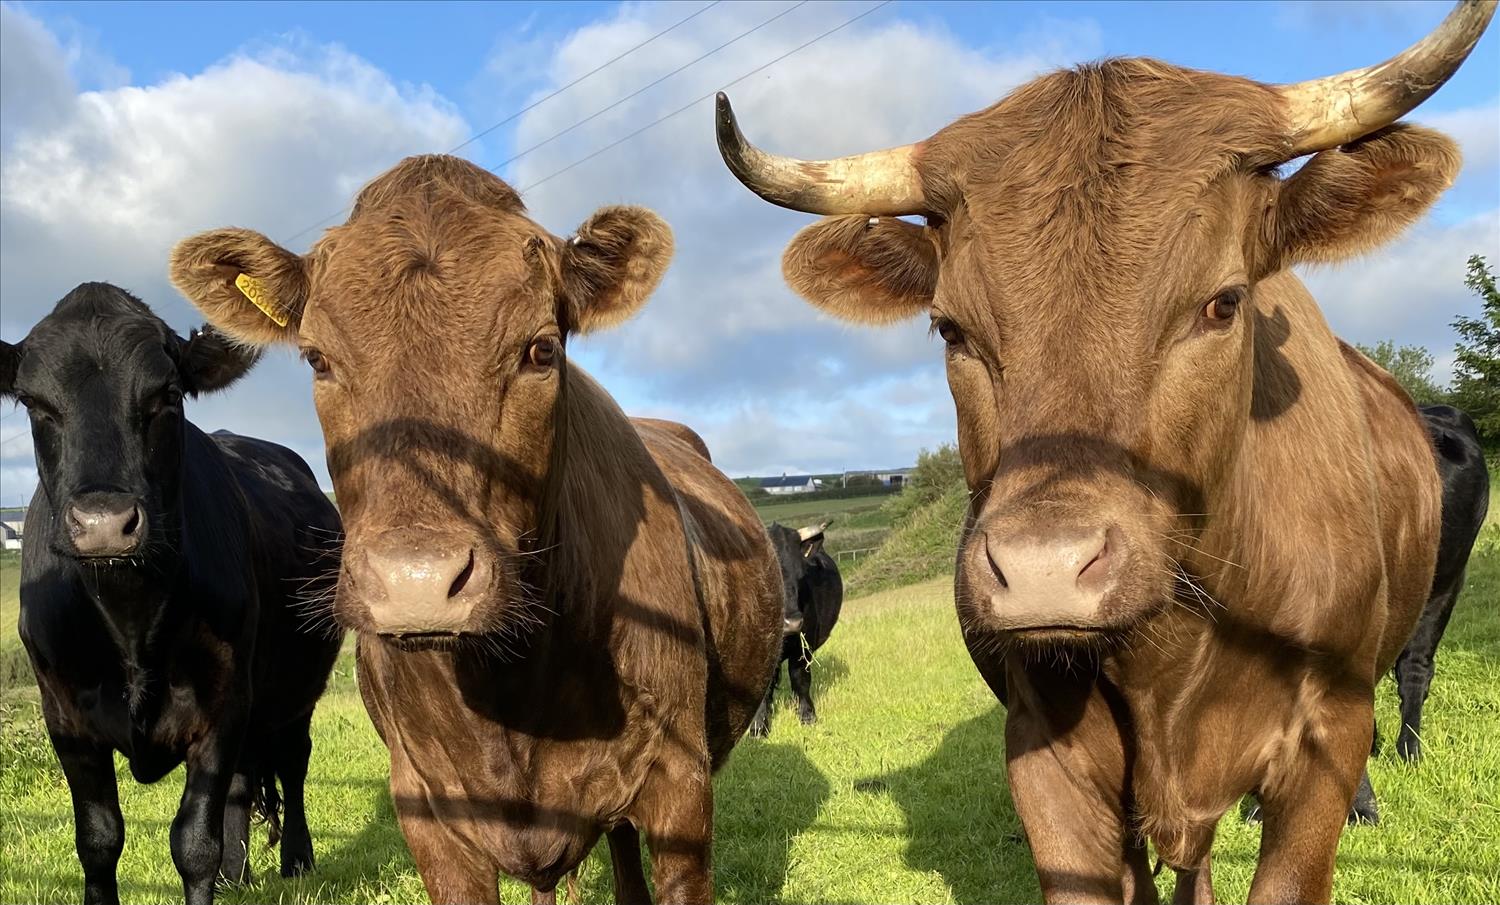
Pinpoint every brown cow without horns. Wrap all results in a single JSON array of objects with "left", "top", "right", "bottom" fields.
[
  {"left": 718, "top": 2, "right": 1493, "bottom": 903},
  {"left": 170, "top": 157, "right": 782, "bottom": 904}
]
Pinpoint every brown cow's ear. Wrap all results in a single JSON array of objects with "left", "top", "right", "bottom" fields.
[
  {"left": 561, "top": 206, "right": 673, "bottom": 335},
  {"left": 1259, "top": 124, "right": 1460, "bottom": 277},
  {"left": 169, "top": 228, "right": 309, "bottom": 345},
  {"left": 783, "top": 215, "right": 937, "bottom": 324}
]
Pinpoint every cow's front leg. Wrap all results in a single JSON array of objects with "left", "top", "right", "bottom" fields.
[
  {"left": 789, "top": 649, "right": 817, "bottom": 725},
  {"left": 637, "top": 746, "right": 714, "bottom": 904},
  {"left": 1248, "top": 696, "right": 1371, "bottom": 904},
  {"left": 52, "top": 733, "right": 125, "bottom": 905},
  {"left": 390, "top": 757, "right": 499, "bottom": 905},
  {"left": 173, "top": 727, "right": 242, "bottom": 905},
  {"left": 1004, "top": 667, "right": 1157, "bottom": 905},
  {"left": 218, "top": 767, "right": 255, "bottom": 884}
]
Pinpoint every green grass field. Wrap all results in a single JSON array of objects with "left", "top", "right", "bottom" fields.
[{"left": 1, "top": 500, "right": 1497, "bottom": 903}]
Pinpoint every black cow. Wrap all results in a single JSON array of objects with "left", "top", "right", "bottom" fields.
[
  {"left": 0, "top": 283, "right": 343, "bottom": 905},
  {"left": 751, "top": 521, "right": 843, "bottom": 736},
  {"left": 1395, "top": 404, "right": 1491, "bottom": 759}
]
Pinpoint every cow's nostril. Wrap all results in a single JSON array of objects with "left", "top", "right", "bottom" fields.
[
  {"left": 447, "top": 549, "right": 476, "bottom": 599},
  {"left": 1075, "top": 530, "right": 1115, "bottom": 591},
  {"left": 986, "top": 541, "right": 1009, "bottom": 590},
  {"left": 121, "top": 506, "right": 141, "bottom": 537}
]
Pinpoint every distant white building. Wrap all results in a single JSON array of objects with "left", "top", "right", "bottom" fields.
[
  {"left": 0, "top": 507, "right": 24, "bottom": 550},
  {"left": 843, "top": 467, "right": 915, "bottom": 488},
  {"left": 760, "top": 475, "right": 819, "bottom": 496}
]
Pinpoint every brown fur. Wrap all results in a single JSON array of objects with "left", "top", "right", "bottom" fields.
[
  {"left": 171, "top": 155, "right": 781, "bottom": 904},
  {"left": 773, "top": 59, "right": 1451, "bottom": 903}
]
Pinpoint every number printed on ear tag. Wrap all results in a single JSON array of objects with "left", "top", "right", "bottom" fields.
[{"left": 235, "top": 273, "right": 288, "bottom": 327}]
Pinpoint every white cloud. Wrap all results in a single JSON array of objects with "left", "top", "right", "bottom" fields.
[
  {"left": 0, "top": 15, "right": 468, "bottom": 505},
  {"left": 0, "top": 3, "right": 76, "bottom": 147},
  {"left": 1299, "top": 209, "right": 1500, "bottom": 383}
]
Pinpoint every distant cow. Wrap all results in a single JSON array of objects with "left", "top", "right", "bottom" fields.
[
  {"left": 0, "top": 284, "right": 343, "bottom": 905},
  {"left": 1397, "top": 404, "right": 1491, "bottom": 759},
  {"left": 171, "top": 155, "right": 782, "bottom": 904},
  {"left": 752, "top": 522, "right": 844, "bottom": 736},
  {"left": 717, "top": 2, "right": 1491, "bottom": 900}
]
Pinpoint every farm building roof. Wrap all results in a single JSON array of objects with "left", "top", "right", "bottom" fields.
[{"left": 760, "top": 475, "right": 817, "bottom": 488}]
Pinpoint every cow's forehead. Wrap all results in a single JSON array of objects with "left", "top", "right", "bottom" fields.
[
  {"left": 920, "top": 58, "right": 1286, "bottom": 220},
  {"left": 305, "top": 205, "right": 546, "bottom": 349},
  {"left": 23, "top": 311, "right": 175, "bottom": 385}
]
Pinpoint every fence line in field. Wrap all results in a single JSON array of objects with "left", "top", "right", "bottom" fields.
[{"left": 834, "top": 547, "right": 877, "bottom": 565}]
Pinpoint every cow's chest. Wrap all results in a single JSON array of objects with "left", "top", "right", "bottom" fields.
[
  {"left": 375, "top": 677, "right": 666, "bottom": 887},
  {"left": 49, "top": 654, "right": 228, "bottom": 780}
]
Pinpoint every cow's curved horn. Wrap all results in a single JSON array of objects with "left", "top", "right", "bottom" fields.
[
  {"left": 797, "top": 522, "right": 828, "bottom": 542},
  {"left": 716, "top": 92, "right": 926, "bottom": 216},
  {"left": 1277, "top": 0, "right": 1495, "bottom": 158}
]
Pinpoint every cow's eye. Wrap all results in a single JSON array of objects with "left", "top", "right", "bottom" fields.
[
  {"left": 526, "top": 337, "right": 559, "bottom": 370},
  {"left": 932, "top": 317, "right": 965, "bottom": 347},
  {"left": 15, "top": 394, "right": 54, "bottom": 421},
  {"left": 302, "top": 348, "right": 332, "bottom": 378},
  {"left": 1203, "top": 288, "right": 1245, "bottom": 324},
  {"left": 163, "top": 388, "right": 183, "bottom": 407}
]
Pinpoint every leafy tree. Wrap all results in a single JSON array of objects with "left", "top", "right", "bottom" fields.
[
  {"left": 1449, "top": 255, "right": 1499, "bottom": 448},
  {"left": 1355, "top": 339, "right": 1447, "bottom": 405},
  {"left": 908, "top": 443, "right": 965, "bottom": 503}
]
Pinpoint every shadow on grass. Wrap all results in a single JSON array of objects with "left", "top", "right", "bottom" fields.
[
  {"left": 861, "top": 706, "right": 1038, "bottom": 905},
  {"left": 714, "top": 739, "right": 831, "bottom": 904}
]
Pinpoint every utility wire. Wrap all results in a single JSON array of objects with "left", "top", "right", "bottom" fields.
[
  {"left": 481, "top": 0, "right": 807, "bottom": 182},
  {"left": 521, "top": 0, "right": 893, "bottom": 194},
  {"left": 281, "top": 0, "right": 725, "bottom": 245}
]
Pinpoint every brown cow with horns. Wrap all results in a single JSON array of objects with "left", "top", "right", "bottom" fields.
[
  {"left": 718, "top": 2, "right": 1494, "bottom": 903},
  {"left": 170, "top": 158, "right": 783, "bottom": 904}
]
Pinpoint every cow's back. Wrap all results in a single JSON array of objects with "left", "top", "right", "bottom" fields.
[{"left": 635, "top": 420, "right": 782, "bottom": 768}]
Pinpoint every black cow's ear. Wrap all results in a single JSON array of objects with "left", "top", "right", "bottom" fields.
[
  {"left": 0, "top": 340, "right": 18, "bottom": 399},
  {"left": 179, "top": 326, "right": 261, "bottom": 396}
]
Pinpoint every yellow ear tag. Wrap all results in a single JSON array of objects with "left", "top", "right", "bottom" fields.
[{"left": 234, "top": 273, "right": 288, "bottom": 327}]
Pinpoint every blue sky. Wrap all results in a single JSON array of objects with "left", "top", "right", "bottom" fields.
[{"left": 2, "top": 0, "right": 1497, "bottom": 504}]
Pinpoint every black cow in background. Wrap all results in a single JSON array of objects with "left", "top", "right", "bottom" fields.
[
  {"left": 751, "top": 521, "right": 843, "bottom": 736},
  {"left": 1, "top": 283, "right": 343, "bottom": 905},
  {"left": 1394, "top": 404, "right": 1491, "bottom": 760}
]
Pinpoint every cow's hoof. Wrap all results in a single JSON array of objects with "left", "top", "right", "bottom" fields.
[
  {"left": 1396, "top": 734, "right": 1422, "bottom": 763},
  {"left": 281, "top": 851, "right": 315, "bottom": 878},
  {"left": 798, "top": 710, "right": 818, "bottom": 726},
  {"left": 1347, "top": 801, "right": 1380, "bottom": 826}
]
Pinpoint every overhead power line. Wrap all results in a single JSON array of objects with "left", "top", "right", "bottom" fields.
[
  {"left": 520, "top": 0, "right": 893, "bottom": 194},
  {"left": 281, "top": 0, "right": 725, "bottom": 245},
  {"left": 481, "top": 0, "right": 808, "bottom": 181}
]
